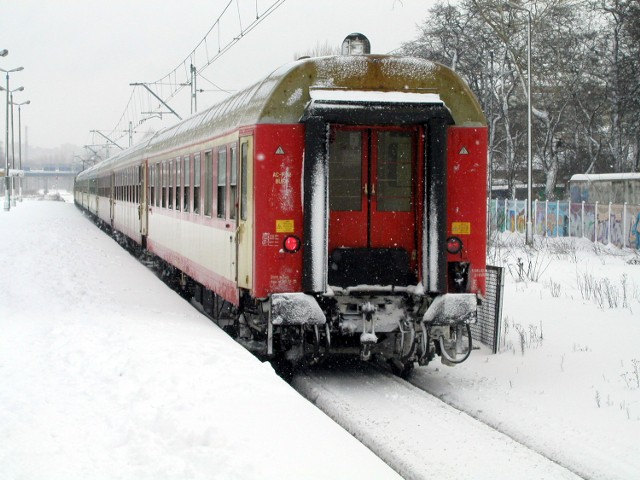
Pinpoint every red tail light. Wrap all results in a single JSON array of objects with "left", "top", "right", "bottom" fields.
[
  {"left": 446, "top": 236, "right": 463, "bottom": 254},
  {"left": 283, "top": 235, "right": 301, "bottom": 253}
]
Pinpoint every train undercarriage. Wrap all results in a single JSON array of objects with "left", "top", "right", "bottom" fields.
[
  {"left": 80, "top": 207, "right": 478, "bottom": 378},
  {"left": 194, "top": 280, "right": 478, "bottom": 378}
]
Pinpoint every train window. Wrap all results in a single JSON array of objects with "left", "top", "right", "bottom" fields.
[
  {"left": 162, "top": 161, "right": 167, "bottom": 208},
  {"left": 176, "top": 158, "right": 182, "bottom": 212},
  {"left": 230, "top": 145, "right": 237, "bottom": 220},
  {"left": 204, "top": 150, "right": 213, "bottom": 217},
  {"left": 329, "top": 130, "right": 362, "bottom": 211},
  {"left": 184, "top": 156, "right": 191, "bottom": 212},
  {"left": 168, "top": 160, "right": 174, "bottom": 209},
  {"left": 376, "top": 131, "right": 413, "bottom": 212},
  {"left": 240, "top": 142, "right": 248, "bottom": 221},
  {"left": 217, "top": 147, "right": 227, "bottom": 219},
  {"left": 194, "top": 153, "right": 201, "bottom": 214}
]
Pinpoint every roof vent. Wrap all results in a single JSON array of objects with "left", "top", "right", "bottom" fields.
[{"left": 341, "top": 33, "right": 371, "bottom": 55}]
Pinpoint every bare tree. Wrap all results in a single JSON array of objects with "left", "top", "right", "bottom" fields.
[
  {"left": 293, "top": 41, "right": 340, "bottom": 60},
  {"left": 401, "top": 0, "right": 640, "bottom": 199}
]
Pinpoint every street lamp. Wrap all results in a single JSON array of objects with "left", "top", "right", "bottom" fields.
[
  {"left": 506, "top": 2, "right": 533, "bottom": 245},
  {"left": 1, "top": 66, "right": 24, "bottom": 212},
  {"left": 13, "top": 99, "right": 30, "bottom": 202},
  {"left": 1, "top": 84, "right": 25, "bottom": 207},
  {"left": 9, "top": 88, "right": 25, "bottom": 206}
]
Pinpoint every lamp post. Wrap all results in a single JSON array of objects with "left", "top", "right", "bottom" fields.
[
  {"left": 2, "top": 85, "right": 25, "bottom": 207},
  {"left": 506, "top": 2, "right": 533, "bottom": 245},
  {"left": 13, "top": 100, "right": 30, "bottom": 202},
  {"left": 1, "top": 66, "right": 24, "bottom": 212}
]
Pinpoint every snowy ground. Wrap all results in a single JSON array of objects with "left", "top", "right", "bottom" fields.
[
  {"left": 1, "top": 196, "right": 639, "bottom": 480},
  {"left": 0, "top": 198, "right": 400, "bottom": 480},
  {"left": 411, "top": 233, "right": 640, "bottom": 480},
  {"left": 293, "top": 366, "right": 583, "bottom": 480}
]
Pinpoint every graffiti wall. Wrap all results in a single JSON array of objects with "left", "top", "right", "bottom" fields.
[{"left": 490, "top": 199, "right": 640, "bottom": 250}]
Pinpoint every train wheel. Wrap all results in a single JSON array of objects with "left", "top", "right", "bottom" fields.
[
  {"left": 270, "top": 353, "right": 299, "bottom": 383},
  {"left": 389, "top": 358, "right": 415, "bottom": 379}
]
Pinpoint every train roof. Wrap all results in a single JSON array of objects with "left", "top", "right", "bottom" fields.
[{"left": 78, "top": 55, "right": 485, "bottom": 180}]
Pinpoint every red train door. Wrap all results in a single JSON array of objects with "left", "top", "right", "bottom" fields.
[{"left": 328, "top": 126, "right": 418, "bottom": 286}]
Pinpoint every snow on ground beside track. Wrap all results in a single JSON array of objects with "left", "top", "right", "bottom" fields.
[
  {"left": 0, "top": 199, "right": 401, "bottom": 480},
  {"left": 412, "top": 233, "right": 640, "bottom": 480}
]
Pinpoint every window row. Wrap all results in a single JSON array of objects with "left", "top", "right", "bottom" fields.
[
  {"left": 77, "top": 138, "right": 250, "bottom": 223},
  {"left": 149, "top": 143, "right": 238, "bottom": 220},
  {"left": 112, "top": 166, "right": 142, "bottom": 204}
]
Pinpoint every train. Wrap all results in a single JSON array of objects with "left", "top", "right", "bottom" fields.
[{"left": 75, "top": 37, "right": 488, "bottom": 377}]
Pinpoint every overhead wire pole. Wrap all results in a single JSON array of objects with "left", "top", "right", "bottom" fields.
[
  {"left": 90, "top": 130, "right": 124, "bottom": 150},
  {"left": 506, "top": 2, "right": 533, "bottom": 245},
  {"left": 103, "top": 0, "right": 286, "bottom": 145},
  {"left": 474, "top": 0, "right": 534, "bottom": 245},
  {"left": 190, "top": 63, "right": 197, "bottom": 114},
  {"left": 129, "top": 83, "right": 183, "bottom": 121}
]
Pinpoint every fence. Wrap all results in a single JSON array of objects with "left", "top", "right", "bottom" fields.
[
  {"left": 490, "top": 199, "right": 640, "bottom": 250},
  {"left": 470, "top": 265, "right": 504, "bottom": 354}
]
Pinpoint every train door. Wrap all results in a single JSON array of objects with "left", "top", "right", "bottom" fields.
[
  {"left": 328, "top": 126, "right": 418, "bottom": 286},
  {"left": 139, "top": 164, "right": 148, "bottom": 237},
  {"left": 236, "top": 135, "right": 254, "bottom": 290},
  {"left": 110, "top": 172, "right": 115, "bottom": 225}
]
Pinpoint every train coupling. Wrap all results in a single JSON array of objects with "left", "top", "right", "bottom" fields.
[{"left": 359, "top": 301, "right": 377, "bottom": 361}]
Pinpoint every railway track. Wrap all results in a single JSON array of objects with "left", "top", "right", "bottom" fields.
[{"left": 291, "top": 362, "right": 583, "bottom": 480}]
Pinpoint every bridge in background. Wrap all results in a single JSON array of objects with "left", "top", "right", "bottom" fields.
[{"left": 0, "top": 168, "right": 78, "bottom": 195}]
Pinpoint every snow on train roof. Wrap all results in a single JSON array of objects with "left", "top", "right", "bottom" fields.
[
  {"left": 79, "top": 55, "right": 484, "bottom": 178},
  {"left": 309, "top": 89, "right": 443, "bottom": 104},
  {"left": 145, "top": 55, "right": 483, "bottom": 151}
]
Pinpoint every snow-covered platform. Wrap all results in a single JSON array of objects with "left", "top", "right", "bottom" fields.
[{"left": 0, "top": 200, "right": 400, "bottom": 479}]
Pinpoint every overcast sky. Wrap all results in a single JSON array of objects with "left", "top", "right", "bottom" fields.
[{"left": 1, "top": 0, "right": 435, "bottom": 154}]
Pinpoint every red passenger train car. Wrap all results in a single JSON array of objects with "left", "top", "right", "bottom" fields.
[{"left": 75, "top": 44, "right": 488, "bottom": 375}]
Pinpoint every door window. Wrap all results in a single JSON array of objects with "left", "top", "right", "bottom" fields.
[
  {"left": 376, "top": 131, "right": 413, "bottom": 212},
  {"left": 329, "top": 130, "right": 362, "bottom": 211}
]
